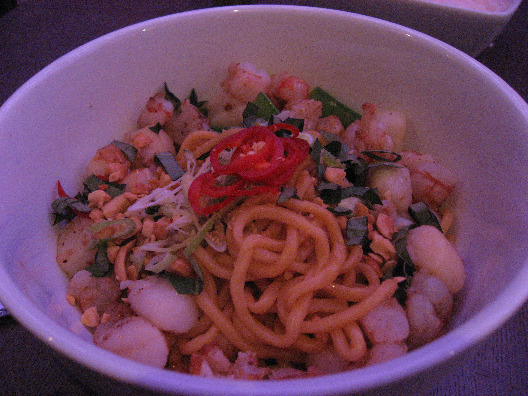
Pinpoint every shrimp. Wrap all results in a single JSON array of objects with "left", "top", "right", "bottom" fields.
[
  {"left": 409, "top": 270, "right": 453, "bottom": 321},
  {"left": 269, "top": 72, "right": 310, "bottom": 105},
  {"left": 400, "top": 150, "right": 458, "bottom": 208},
  {"left": 125, "top": 126, "right": 176, "bottom": 167},
  {"left": 56, "top": 217, "right": 97, "bottom": 278},
  {"left": 343, "top": 103, "right": 406, "bottom": 155},
  {"left": 228, "top": 351, "right": 269, "bottom": 380},
  {"left": 137, "top": 92, "right": 174, "bottom": 129},
  {"left": 358, "top": 298, "right": 409, "bottom": 344},
  {"left": 405, "top": 292, "right": 443, "bottom": 348},
  {"left": 284, "top": 99, "right": 323, "bottom": 131},
  {"left": 94, "top": 315, "right": 169, "bottom": 368},
  {"left": 122, "top": 275, "right": 199, "bottom": 333},
  {"left": 164, "top": 99, "right": 210, "bottom": 144},
  {"left": 85, "top": 143, "right": 131, "bottom": 183},
  {"left": 221, "top": 62, "right": 272, "bottom": 103},
  {"left": 406, "top": 225, "right": 465, "bottom": 293},
  {"left": 122, "top": 167, "right": 157, "bottom": 195},
  {"left": 67, "top": 270, "right": 121, "bottom": 313}
]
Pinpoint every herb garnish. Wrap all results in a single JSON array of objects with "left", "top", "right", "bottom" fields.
[
  {"left": 154, "top": 152, "right": 185, "bottom": 181},
  {"left": 309, "top": 87, "right": 362, "bottom": 128},
  {"left": 408, "top": 202, "right": 442, "bottom": 231},
  {"left": 161, "top": 271, "right": 204, "bottom": 295},
  {"left": 86, "top": 242, "right": 113, "bottom": 277},
  {"left": 112, "top": 140, "right": 138, "bottom": 162}
]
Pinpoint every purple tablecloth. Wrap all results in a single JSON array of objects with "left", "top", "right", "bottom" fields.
[{"left": 1, "top": 1, "right": 527, "bottom": 394}]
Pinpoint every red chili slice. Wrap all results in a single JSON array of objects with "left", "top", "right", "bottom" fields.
[
  {"left": 187, "top": 173, "right": 239, "bottom": 216},
  {"left": 267, "top": 123, "right": 300, "bottom": 137},
  {"left": 211, "top": 126, "right": 277, "bottom": 176}
]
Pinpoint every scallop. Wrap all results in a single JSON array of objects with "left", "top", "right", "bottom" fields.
[
  {"left": 406, "top": 225, "right": 465, "bottom": 293},
  {"left": 123, "top": 275, "right": 199, "bottom": 333}
]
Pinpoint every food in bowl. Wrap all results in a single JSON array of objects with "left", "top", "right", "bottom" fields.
[{"left": 52, "top": 62, "right": 465, "bottom": 379}]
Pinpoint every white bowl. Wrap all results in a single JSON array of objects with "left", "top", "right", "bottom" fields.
[
  {"left": 319, "top": 0, "right": 523, "bottom": 56},
  {"left": 1, "top": 5, "right": 528, "bottom": 395}
]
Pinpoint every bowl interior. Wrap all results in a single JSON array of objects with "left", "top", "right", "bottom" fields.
[{"left": 1, "top": 5, "right": 528, "bottom": 395}]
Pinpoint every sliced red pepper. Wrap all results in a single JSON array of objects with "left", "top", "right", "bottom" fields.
[
  {"left": 57, "top": 180, "right": 69, "bottom": 198},
  {"left": 189, "top": 123, "right": 309, "bottom": 216},
  {"left": 187, "top": 173, "right": 239, "bottom": 216},
  {"left": 267, "top": 123, "right": 300, "bottom": 137}
]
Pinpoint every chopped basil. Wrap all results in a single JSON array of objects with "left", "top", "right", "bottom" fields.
[
  {"left": 112, "top": 140, "right": 138, "bottom": 163},
  {"left": 321, "top": 150, "right": 345, "bottom": 169},
  {"left": 361, "top": 150, "right": 402, "bottom": 163},
  {"left": 346, "top": 216, "right": 369, "bottom": 246},
  {"left": 324, "top": 140, "right": 342, "bottom": 157},
  {"left": 344, "top": 157, "right": 368, "bottom": 186},
  {"left": 89, "top": 218, "right": 137, "bottom": 247},
  {"left": 161, "top": 271, "right": 204, "bottom": 295},
  {"left": 329, "top": 206, "right": 352, "bottom": 216},
  {"left": 242, "top": 92, "right": 279, "bottom": 127},
  {"left": 272, "top": 117, "right": 304, "bottom": 134},
  {"left": 51, "top": 197, "right": 91, "bottom": 224},
  {"left": 82, "top": 175, "right": 125, "bottom": 199},
  {"left": 390, "top": 226, "right": 415, "bottom": 304},
  {"left": 154, "top": 152, "right": 185, "bottom": 181},
  {"left": 408, "top": 202, "right": 442, "bottom": 231},
  {"left": 145, "top": 205, "right": 161, "bottom": 216},
  {"left": 277, "top": 186, "right": 298, "bottom": 203},
  {"left": 188, "top": 88, "right": 208, "bottom": 117},
  {"left": 164, "top": 83, "right": 181, "bottom": 111},
  {"left": 341, "top": 186, "right": 382, "bottom": 208},
  {"left": 309, "top": 87, "right": 362, "bottom": 128},
  {"left": 317, "top": 182, "right": 342, "bottom": 205},
  {"left": 149, "top": 123, "right": 163, "bottom": 134},
  {"left": 311, "top": 139, "right": 323, "bottom": 165},
  {"left": 86, "top": 242, "right": 113, "bottom": 277}
]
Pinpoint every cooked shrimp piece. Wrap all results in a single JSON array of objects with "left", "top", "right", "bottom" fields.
[
  {"left": 317, "top": 115, "right": 345, "bottom": 137},
  {"left": 94, "top": 315, "right": 169, "bottom": 368},
  {"left": 125, "top": 126, "right": 176, "bottom": 167},
  {"left": 206, "top": 90, "right": 248, "bottom": 127},
  {"left": 405, "top": 292, "right": 443, "bottom": 348},
  {"left": 137, "top": 92, "right": 174, "bottom": 128},
  {"left": 400, "top": 150, "right": 458, "bottom": 208},
  {"left": 364, "top": 342, "right": 408, "bottom": 366},
  {"left": 284, "top": 99, "right": 323, "bottom": 131},
  {"left": 56, "top": 217, "right": 97, "bottom": 278},
  {"left": 122, "top": 275, "right": 199, "bottom": 333},
  {"left": 358, "top": 298, "right": 409, "bottom": 344},
  {"left": 343, "top": 103, "right": 395, "bottom": 155},
  {"left": 122, "top": 167, "right": 157, "bottom": 195},
  {"left": 164, "top": 99, "right": 210, "bottom": 144},
  {"left": 221, "top": 62, "right": 272, "bottom": 103},
  {"left": 409, "top": 270, "right": 453, "bottom": 321},
  {"left": 368, "top": 165, "right": 413, "bottom": 215},
  {"left": 85, "top": 143, "right": 131, "bottom": 183},
  {"left": 269, "top": 72, "right": 310, "bottom": 104},
  {"left": 67, "top": 270, "right": 121, "bottom": 313},
  {"left": 406, "top": 225, "right": 465, "bottom": 293}
]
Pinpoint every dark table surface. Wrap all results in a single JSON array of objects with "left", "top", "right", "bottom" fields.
[{"left": 1, "top": 1, "right": 527, "bottom": 395}]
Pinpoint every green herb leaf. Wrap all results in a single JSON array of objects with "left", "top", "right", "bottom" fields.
[
  {"left": 154, "top": 152, "right": 185, "bottom": 181},
  {"left": 86, "top": 242, "right": 113, "bottom": 277},
  {"left": 242, "top": 92, "right": 279, "bottom": 127},
  {"left": 340, "top": 186, "right": 382, "bottom": 208},
  {"left": 408, "top": 202, "right": 442, "bottom": 231},
  {"left": 188, "top": 88, "right": 208, "bottom": 117},
  {"left": 51, "top": 197, "right": 91, "bottom": 224},
  {"left": 277, "top": 186, "right": 298, "bottom": 203},
  {"left": 164, "top": 83, "right": 181, "bottom": 111},
  {"left": 317, "top": 182, "right": 342, "bottom": 205},
  {"left": 112, "top": 140, "right": 138, "bottom": 163},
  {"left": 344, "top": 158, "right": 368, "bottom": 186},
  {"left": 309, "top": 87, "right": 361, "bottom": 128},
  {"left": 346, "top": 216, "right": 369, "bottom": 246},
  {"left": 149, "top": 123, "right": 163, "bottom": 134},
  {"left": 161, "top": 271, "right": 204, "bottom": 295},
  {"left": 82, "top": 175, "right": 125, "bottom": 199},
  {"left": 361, "top": 150, "right": 402, "bottom": 163}
]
